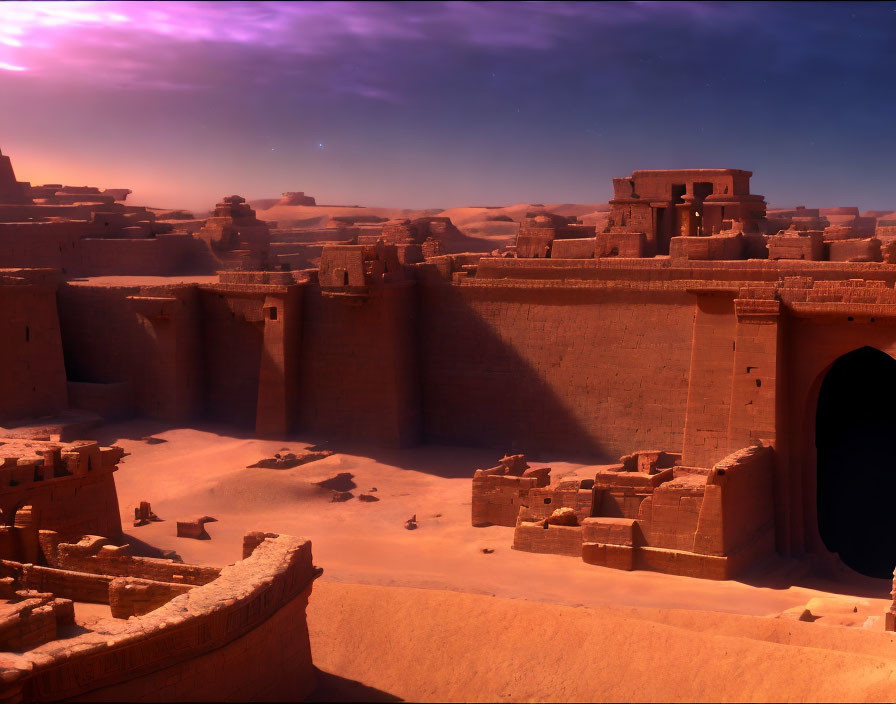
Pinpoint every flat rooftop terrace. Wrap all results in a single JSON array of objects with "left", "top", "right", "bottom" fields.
[
  {"left": 472, "top": 256, "right": 896, "bottom": 285},
  {"left": 66, "top": 275, "right": 220, "bottom": 287}
]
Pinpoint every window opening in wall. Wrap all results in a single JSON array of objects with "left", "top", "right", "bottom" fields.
[{"left": 693, "top": 182, "right": 713, "bottom": 201}]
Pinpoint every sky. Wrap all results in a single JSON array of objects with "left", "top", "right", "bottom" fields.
[{"left": 0, "top": 1, "right": 894, "bottom": 212}]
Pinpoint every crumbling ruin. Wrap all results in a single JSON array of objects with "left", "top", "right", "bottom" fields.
[
  {"left": 4, "top": 144, "right": 896, "bottom": 644},
  {"left": 473, "top": 447, "right": 774, "bottom": 579},
  {"left": 0, "top": 433, "right": 321, "bottom": 700},
  {"left": 0, "top": 530, "right": 321, "bottom": 701}
]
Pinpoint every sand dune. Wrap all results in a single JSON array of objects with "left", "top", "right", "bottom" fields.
[
  {"left": 247, "top": 200, "right": 612, "bottom": 250},
  {"left": 310, "top": 582, "right": 896, "bottom": 702},
  {"left": 94, "top": 421, "right": 896, "bottom": 701},
  {"left": 254, "top": 204, "right": 439, "bottom": 228}
]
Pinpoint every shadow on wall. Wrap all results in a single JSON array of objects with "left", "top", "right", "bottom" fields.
[
  {"left": 57, "top": 272, "right": 694, "bottom": 466},
  {"left": 199, "top": 291, "right": 264, "bottom": 428},
  {"left": 415, "top": 277, "right": 695, "bottom": 462},
  {"left": 416, "top": 280, "right": 609, "bottom": 462}
]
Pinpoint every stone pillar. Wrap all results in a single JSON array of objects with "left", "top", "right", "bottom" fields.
[
  {"left": 681, "top": 291, "right": 737, "bottom": 468},
  {"left": 727, "top": 296, "right": 786, "bottom": 553},
  {"left": 255, "top": 286, "right": 302, "bottom": 437},
  {"left": 727, "top": 298, "right": 781, "bottom": 451}
]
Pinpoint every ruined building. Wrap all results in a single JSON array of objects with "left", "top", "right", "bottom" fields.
[
  {"left": 2, "top": 148, "right": 896, "bottom": 592},
  {"left": 606, "top": 168, "right": 768, "bottom": 255},
  {"left": 0, "top": 362, "right": 320, "bottom": 701},
  {"left": 195, "top": 195, "right": 273, "bottom": 271}
]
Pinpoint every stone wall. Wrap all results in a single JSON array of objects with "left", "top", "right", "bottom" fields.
[
  {"left": 79, "top": 236, "right": 203, "bottom": 276},
  {"left": 197, "top": 289, "right": 264, "bottom": 428},
  {"left": 1, "top": 534, "right": 321, "bottom": 703},
  {"left": 108, "top": 577, "right": 194, "bottom": 619},
  {"left": 420, "top": 282, "right": 695, "bottom": 459},
  {"left": 0, "top": 591, "right": 74, "bottom": 652},
  {"left": 58, "top": 283, "right": 203, "bottom": 422},
  {"left": 497, "top": 445, "right": 775, "bottom": 580},
  {"left": 0, "top": 274, "right": 68, "bottom": 423},
  {"left": 18, "top": 563, "right": 114, "bottom": 603},
  {"left": 0, "top": 442, "right": 124, "bottom": 551},
  {"left": 297, "top": 283, "right": 421, "bottom": 446},
  {"left": 51, "top": 535, "right": 220, "bottom": 585}
]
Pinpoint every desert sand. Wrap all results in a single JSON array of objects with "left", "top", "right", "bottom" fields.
[
  {"left": 248, "top": 201, "right": 611, "bottom": 250},
  {"left": 93, "top": 420, "right": 895, "bottom": 702},
  {"left": 310, "top": 583, "right": 896, "bottom": 703}
]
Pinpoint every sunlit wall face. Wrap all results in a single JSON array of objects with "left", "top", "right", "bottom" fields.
[{"left": 0, "top": 1, "right": 893, "bottom": 212}]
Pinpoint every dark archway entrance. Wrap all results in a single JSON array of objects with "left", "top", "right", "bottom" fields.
[{"left": 816, "top": 346, "right": 896, "bottom": 578}]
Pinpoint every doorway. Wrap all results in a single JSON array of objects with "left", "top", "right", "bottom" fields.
[{"left": 816, "top": 346, "right": 896, "bottom": 578}]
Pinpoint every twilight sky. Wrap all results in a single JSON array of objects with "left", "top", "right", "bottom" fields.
[{"left": 0, "top": 1, "right": 894, "bottom": 212}]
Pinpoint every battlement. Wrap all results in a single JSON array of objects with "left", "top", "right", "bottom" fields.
[{"left": 0, "top": 440, "right": 121, "bottom": 491}]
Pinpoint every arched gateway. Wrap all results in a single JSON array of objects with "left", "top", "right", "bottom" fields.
[{"left": 816, "top": 346, "right": 896, "bottom": 578}]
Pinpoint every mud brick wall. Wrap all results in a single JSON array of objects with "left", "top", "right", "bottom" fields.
[
  {"left": 595, "top": 232, "right": 646, "bottom": 258},
  {"left": 550, "top": 238, "right": 595, "bottom": 259},
  {"left": 36, "top": 470, "right": 123, "bottom": 541},
  {"left": 0, "top": 222, "right": 91, "bottom": 271},
  {"left": 636, "top": 478, "right": 706, "bottom": 552},
  {"left": 297, "top": 283, "right": 420, "bottom": 446},
  {"left": 582, "top": 516, "right": 638, "bottom": 546},
  {"left": 22, "top": 564, "right": 114, "bottom": 604},
  {"left": 198, "top": 290, "right": 263, "bottom": 428},
  {"left": 513, "top": 523, "right": 583, "bottom": 557},
  {"left": 109, "top": 577, "right": 194, "bottom": 618},
  {"left": 526, "top": 484, "right": 593, "bottom": 524},
  {"left": 68, "top": 584, "right": 316, "bottom": 702},
  {"left": 58, "top": 283, "right": 203, "bottom": 422},
  {"left": 827, "top": 238, "right": 882, "bottom": 262},
  {"left": 58, "top": 283, "right": 145, "bottom": 386},
  {"left": 0, "top": 283, "right": 68, "bottom": 423},
  {"left": 66, "top": 381, "right": 134, "bottom": 420},
  {"left": 79, "top": 235, "right": 200, "bottom": 276},
  {"left": 595, "top": 488, "right": 649, "bottom": 518},
  {"left": 471, "top": 474, "right": 538, "bottom": 527},
  {"left": 0, "top": 594, "right": 73, "bottom": 652},
  {"left": 670, "top": 234, "right": 744, "bottom": 261},
  {"left": 693, "top": 445, "right": 775, "bottom": 557},
  {"left": 681, "top": 295, "right": 738, "bottom": 468},
  {"left": 56, "top": 549, "right": 220, "bottom": 586},
  {"left": 766, "top": 233, "right": 824, "bottom": 261},
  {"left": 6, "top": 535, "right": 319, "bottom": 703},
  {"left": 420, "top": 283, "right": 695, "bottom": 459}
]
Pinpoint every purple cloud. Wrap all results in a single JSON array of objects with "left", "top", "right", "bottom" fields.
[{"left": 0, "top": 1, "right": 764, "bottom": 93}]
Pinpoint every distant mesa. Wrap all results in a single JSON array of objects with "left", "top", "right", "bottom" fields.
[
  {"left": 249, "top": 191, "right": 317, "bottom": 210},
  {"left": 279, "top": 191, "right": 316, "bottom": 206}
]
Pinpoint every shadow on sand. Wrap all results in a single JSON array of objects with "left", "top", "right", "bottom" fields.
[
  {"left": 734, "top": 552, "right": 892, "bottom": 599},
  {"left": 308, "top": 668, "right": 403, "bottom": 702}
]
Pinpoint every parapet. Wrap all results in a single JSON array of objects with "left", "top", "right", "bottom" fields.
[
  {"left": 318, "top": 242, "right": 406, "bottom": 300},
  {"left": 0, "top": 439, "right": 122, "bottom": 495},
  {"left": 0, "top": 531, "right": 322, "bottom": 701}
]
